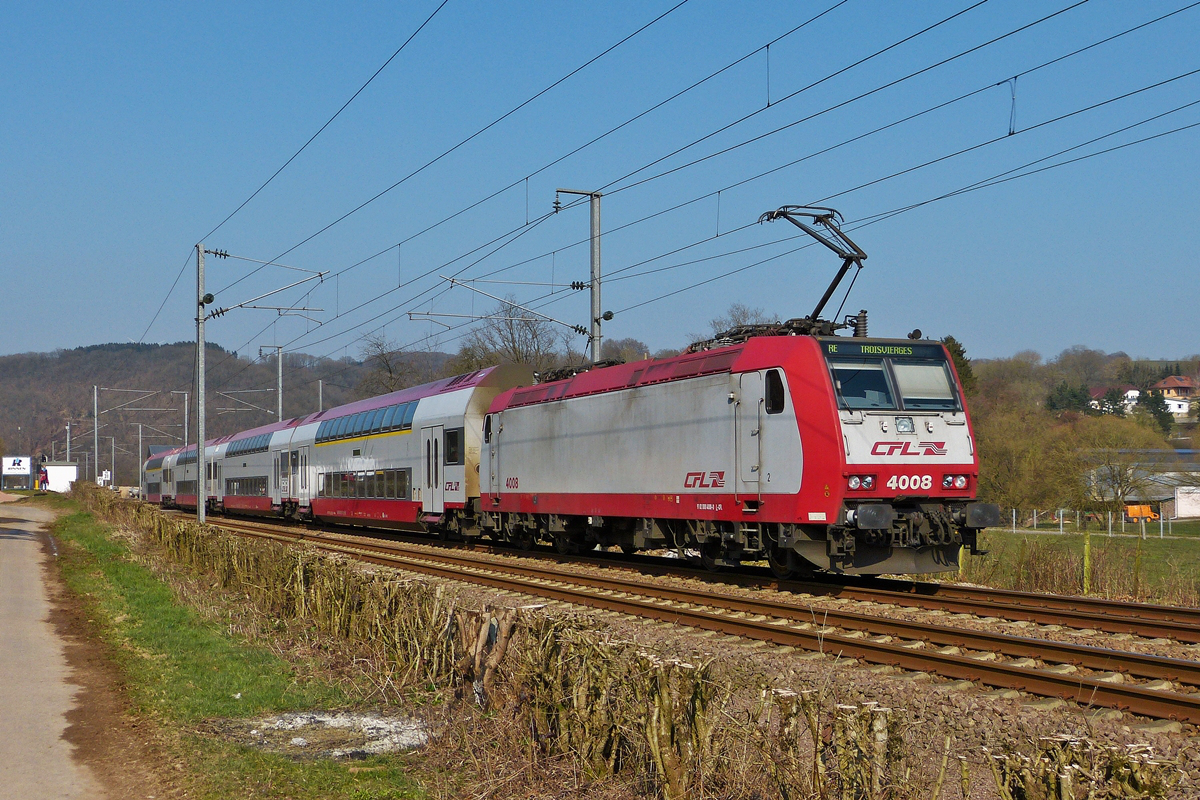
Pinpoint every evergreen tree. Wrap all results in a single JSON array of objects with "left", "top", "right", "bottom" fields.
[
  {"left": 1136, "top": 390, "right": 1174, "bottom": 435},
  {"left": 940, "top": 335, "right": 976, "bottom": 397},
  {"left": 1045, "top": 382, "right": 1090, "bottom": 413},
  {"left": 1100, "top": 387, "right": 1126, "bottom": 417}
]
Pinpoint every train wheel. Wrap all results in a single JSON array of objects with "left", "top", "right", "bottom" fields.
[
  {"left": 619, "top": 544, "right": 638, "bottom": 556},
  {"left": 553, "top": 533, "right": 577, "bottom": 555},
  {"left": 767, "top": 546, "right": 796, "bottom": 580},
  {"left": 700, "top": 541, "right": 723, "bottom": 572},
  {"left": 516, "top": 530, "right": 536, "bottom": 550}
]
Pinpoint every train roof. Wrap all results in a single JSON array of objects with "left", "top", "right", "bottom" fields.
[
  {"left": 304, "top": 364, "right": 526, "bottom": 422},
  {"left": 490, "top": 335, "right": 952, "bottom": 412},
  {"left": 148, "top": 365, "right": 528, "bottom": 461},
  {"left": 496, "top": 343, "right": 748, "bottom": 411}
]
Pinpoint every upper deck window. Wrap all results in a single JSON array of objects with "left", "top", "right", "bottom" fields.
[{"left": 829, "top": 359, "right": 896, "bottom": 410}]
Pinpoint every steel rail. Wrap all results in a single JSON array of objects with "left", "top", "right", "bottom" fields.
[
  {"left": 161, "top": 509, "right": 1200, "bottom": 641},
  {"left": 287, "top": 527, "right": 1200, "bottom": 687},
  {"left": 209, "top": 518, "right": 1200, "bottom": 723}
]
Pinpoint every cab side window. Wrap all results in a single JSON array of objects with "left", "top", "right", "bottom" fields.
[{"left": 765, "top": 369, "right": 786, "bottom": 414}]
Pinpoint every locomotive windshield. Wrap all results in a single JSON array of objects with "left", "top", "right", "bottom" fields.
[
  {"left": 829, "top": 359, "right": 895, "bottom": 409},
  {"left": 891, "top": 360, "right": 958, "bottom": 410},
  {"left": 825, "top": 343, "right": 960, "bottom": 412}
]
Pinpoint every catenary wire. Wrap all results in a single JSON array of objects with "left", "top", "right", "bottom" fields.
[
  {"left": 137, "top": 1, "right": 450, "bottom": 345},
  {"left": 231, "top": 0, "right": 1108, "bottom": 364},
  {"left": 213, "top": 0, "right": 695, "bottom": 297},
  {"left": 208, "top": 4, "right": 1187, "bottom": 397}
]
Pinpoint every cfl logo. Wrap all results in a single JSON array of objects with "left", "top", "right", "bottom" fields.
[
  {"left": 684, "top": 471, "right": 726, "bottom": 489},
  {"left": 870, "top": 441, "right": 948, "bottom": 456}
]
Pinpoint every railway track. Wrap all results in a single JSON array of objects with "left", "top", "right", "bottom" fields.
[
  {"left": 163, "top": 509, "right": 1200, "bottom": 640},
  {"left": 200, "top": 514, "right": 1200, "bottom": 724}
]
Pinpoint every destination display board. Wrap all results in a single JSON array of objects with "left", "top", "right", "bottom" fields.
[{"left": 819, "top": 340, "right": 946, "bottom": 359}]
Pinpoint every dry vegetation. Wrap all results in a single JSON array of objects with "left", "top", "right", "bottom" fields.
[{"left": 72, "top": 486, "right": 1184, "bottom": 799}]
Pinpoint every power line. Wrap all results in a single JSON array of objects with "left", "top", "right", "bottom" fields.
[
  {"left": 199, "top": 0, "right": 451, "bottom": 244},
  {"left": 615, "top": 106, "right": 1200, "bottom": 316},
  {"left": 214, "top": 0, "right": 695, "bottom": 297},
  {"left": 600, "top": 0, "right": 1102, "bottom": 197},
  {"left": 316, "top": 0, "right": 853, "bottom": 285},
  {"left": 136, "top": 0, "right": 450, "bottom": 345},
  {"left": 287, "top": 93, "right": 1200, "bottom": 381},
  {"left": 210, "top": 0, "right": 1186, "bottom": 387},
  {"left": 216, "top": 0, "right": 1093, "bottom": 364}
]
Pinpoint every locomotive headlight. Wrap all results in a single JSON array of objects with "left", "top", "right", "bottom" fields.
[
  {"left": 942, "top": 475, "right": 954, "bottom": 489},
  {"left": 895, "top": 416, "right": 915, "bottom": 434},
  {"left": 954, "top": 475, "right": 968, "bottom": 490},
  {"left": 847, "top": 475, "right": 874, "bottom": 491}
]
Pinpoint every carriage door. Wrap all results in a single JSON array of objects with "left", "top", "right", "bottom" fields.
[
  {"left": 294, "top": 447, "right": 310, "bottom": 505},
  {"left": 485, "top": 414, "right": 499, "bottom": 497},
  {"left": 736, "top": 371, "right": 764, "bottom": 498},
  {"left": 421, "top": 425, "right": 445, "bottom": 514}
]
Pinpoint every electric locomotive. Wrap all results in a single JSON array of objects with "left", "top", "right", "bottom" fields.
[{"left": 475, "top": 207, "right": 999, "bottom": 575}]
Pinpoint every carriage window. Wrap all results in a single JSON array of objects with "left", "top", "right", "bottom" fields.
[
  {"left": 381, "top": 405, "right": 399, "bottom": 431},
  {"left": 401, "top": 402, "right": 417, "bottom": 429},
  {"left": 765, "top": 370, "right": 785, "bottom": 414},
  {"left": 444, "top": 428, "right": 463, "bottom": 466}
]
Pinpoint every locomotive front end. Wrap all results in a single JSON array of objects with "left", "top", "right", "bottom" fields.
[{"left": 820, "top": 337, "right": 999, "bottom": 573}]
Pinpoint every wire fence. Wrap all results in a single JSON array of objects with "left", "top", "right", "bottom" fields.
[{"left": 994, "top": 508, "right": 1200, "bottom": 539}]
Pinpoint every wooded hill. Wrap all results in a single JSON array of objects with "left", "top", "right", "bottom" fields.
[{"left": 0, "top": 341, "right": 449, "bottom": 485}]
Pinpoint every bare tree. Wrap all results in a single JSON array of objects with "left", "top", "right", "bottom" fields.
[
  {"left": 600, "top": 336, "right": 650, "bottom": 364},
  {"left": 1069, "top": 415, "right": 1171, "bottom": 512},
  {"left": 444, "top": 298, "right": 568, "bottom": 374},
  {"left": 356, "top": 333, "right": 418, "bottom": 398},
  {"left": 687, "top": 302, "right": 776, "bottom": 345},
  {"left": 709, "top": 302, "right": 775, "bottom": 335}
]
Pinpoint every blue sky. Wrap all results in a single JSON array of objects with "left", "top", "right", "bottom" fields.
[{"left": 2, "top": 0, "right": 1198, "bottom": 367}]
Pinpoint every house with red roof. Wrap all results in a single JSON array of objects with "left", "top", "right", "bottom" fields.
[{"left": 1151, "top": 375, "right": 1197, "bottom": 400}]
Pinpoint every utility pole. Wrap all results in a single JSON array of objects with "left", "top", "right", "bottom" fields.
[
  {"left": 260, "top": 345, "right": 284, "bottom": 420},
  {"left": 65, "top": 421, "right": 70, "bottom": 462},
  {"left": 93, "top": 386, "right": 99, "bottom": 485},
  {"left": 196, "top": 243, "right": 211, "bottom": 523},
  {"left": 318, "top": 380, "right": 323, "bottom": 413},
  {"left": 111, "top": 437, "right": 116, "bottom": 488},
  {"left": 556, "top": 188, "right": 607, "bottom": 363},
  {"left": 137, "top": 424, "right": 143, "bottom": 494}
]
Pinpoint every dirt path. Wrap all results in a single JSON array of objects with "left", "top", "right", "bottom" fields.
[{"left": 0, "top": 499, "right": 172, "bottom": 799}]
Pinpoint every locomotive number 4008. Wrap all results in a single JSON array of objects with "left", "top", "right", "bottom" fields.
[
  {"left": 505, "top": 477, "right": 520, "bottom": 489},
  {"left": 886, "top": 474, "right": 932, "bottom": 491}
]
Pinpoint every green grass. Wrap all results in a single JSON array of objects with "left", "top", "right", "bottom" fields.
[
  {"left": 51, "top": 507, "right": 425, "bottom": 799},
  {"left": 961, "top": 527, "right": 1200, "bottom": 605}
]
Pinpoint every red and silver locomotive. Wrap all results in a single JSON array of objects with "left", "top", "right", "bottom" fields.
[{"left": 478, "top": 332, "right": 996, "bottom": 575}]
